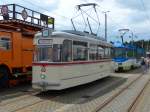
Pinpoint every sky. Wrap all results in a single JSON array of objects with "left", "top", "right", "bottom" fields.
[{"left": 0, "top": 0, "right": 150, "bottom": 42}]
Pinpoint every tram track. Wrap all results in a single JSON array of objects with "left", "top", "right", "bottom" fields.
[
  {"left": 11, "top": 95, "right": 57, "bottom": 112},
  {"left": 0, "top": 70, "right": 145, "bottom": 112},
  {"left": 0, "top": 90, "right": 39, "bottom": 106},
  {"left": 14, "top": 73, "right": 141, "bottom": 112},
  {"left": 127, "top": 79, "right": 150, "bottom": 112},
  {"left": 91, "top": 74, "right": 145, "bottom": 112},
  {"left": 0, "top": 86, "right": 61, "bottom": 112},
  {"left": 0, "top": 92, "right": 59, "bottom": 112},
  {"left": 45, "top": 73, "right": 141, "bottom": 112},
  {"left": 5, "top": 76, "right": 126, "bottom": 112}
]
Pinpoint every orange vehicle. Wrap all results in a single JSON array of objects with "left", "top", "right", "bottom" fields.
[{"left": 0, "top": 4, "right": 54, "bottom": 87}]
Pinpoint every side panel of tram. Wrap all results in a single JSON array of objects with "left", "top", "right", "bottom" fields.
[
  {"left": 33, "top": 61, "right": 111, "bottom": 90},
  {"left": 32, "top": 31, "right": 113, "bottom": 90}
]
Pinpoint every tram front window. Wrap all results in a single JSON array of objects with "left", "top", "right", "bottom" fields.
[
  {"left": 62, "top": 40, "right": 72, "bottom": 62},
  {"left": 34, "top": 47, "right": 53, "bottom": 61},
  {"left": 127, "top": 49, "right": 134, "bottom": 58},
  {"left": 34, "top": 44, "right": 62, "bottom": 62},
  {"left": 73, "top": 41, "right": 87, "bottom": 61},
  {"left": 114, "top": 48, "right": 126, "bottom": 58}
]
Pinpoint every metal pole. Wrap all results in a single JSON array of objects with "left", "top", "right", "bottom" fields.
[
  {"left": 87, "top": 17, "right": 93, "bottom": 34},
  {"left": 105, "top": 12, "right": 107, "bottom": 41},
  {"left": 142, "top": 40, "right": 144, "bottom": 48},
  {"left": 148, "top": 40, "right": 150, "bottom": 52},
  {"left": 103, "top": 11, "right": 110, "bottom": 42},
  {"left": 121, "top": 35, "right": 124, "bottom": 44},
  {"left": 13, "top": 4, "right": 16, "bottom": 19},
  {"left": 131, "top": 32, "right": 134, "bottom": 45},
  {"left": 147, "top": 41, "right": 149, "bottom": 51},
  {"left": 131, "top": 33, "right": 134, "bottom": 57},
  {"left": 71, "top": 19, "right": 76, "bottom": 31}
]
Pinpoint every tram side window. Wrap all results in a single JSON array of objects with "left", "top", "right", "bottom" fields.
[
  {"left": 35, "top": 47, "right": 53, "bottom": 61},
  {"left": 0, "top": 37, "right": 11, "bottom": 50},
  {"left": 62, "top": 40, "right": 72, "bottom": 62},
  {"left": 89, "top": 44, "right": 97, "bottom": 60},
  {"left": 104, "top": 47, "right": 111, "bottom": 58},
  {"left": 35, "top": 45, "right": 61, "bottom": 62},
  {"left": 53, "top": 44, "right": 61, "bottom": 62},
  {"left": 127, "top": 49, "right": 134, "bottom": 58},
  {"left": 73, "top": 41, "right": 88, "bottom": 61},
  {"left": 97, "top": 46, "right": 104, "bottom": 59}
]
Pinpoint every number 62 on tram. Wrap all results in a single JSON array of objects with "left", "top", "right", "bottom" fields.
[{"left": 32, "top": 30, "right": 113, "bottom": 90}]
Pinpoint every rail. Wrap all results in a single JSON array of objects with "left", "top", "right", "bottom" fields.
[
  {"left": 127, "top": 79, "right": 150, "bottom": 112},
  {"left": 92, "top": 75, "right": 143, "bottom": 112}
]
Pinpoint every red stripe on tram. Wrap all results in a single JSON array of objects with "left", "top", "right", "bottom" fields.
[{"left": 32, "top": 59, "right": 112, "bottom": 66}]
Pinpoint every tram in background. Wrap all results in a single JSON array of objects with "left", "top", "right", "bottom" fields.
[
  {"left": 32, "top": 29, "right": 113, "bottom": 90},
  {"left": 112, "top": 42, "right": 145, "bottom": 72}
]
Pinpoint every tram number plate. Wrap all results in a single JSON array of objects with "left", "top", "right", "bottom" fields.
[{"left": 38, "top": 39, "right": 52, "bottom": 45}]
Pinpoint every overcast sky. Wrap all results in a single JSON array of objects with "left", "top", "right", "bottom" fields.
[{"left": 1, "top": 0, "right": 150, "bottom": 42}]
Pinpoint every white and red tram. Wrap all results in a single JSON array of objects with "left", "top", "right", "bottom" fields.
[{"left": 32, "top": 30, "right": 113, "bottom": 90}]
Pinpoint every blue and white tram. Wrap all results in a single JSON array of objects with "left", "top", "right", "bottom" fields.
[
  {"left": 32, "top": 30, "right": 113, "bottom": 90},
  {"left": 112, "top": 42, "right": 145, "bottom": 72}
]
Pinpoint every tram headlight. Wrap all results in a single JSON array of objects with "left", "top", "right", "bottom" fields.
[{"left": 40, "top": 74, "right": 46, "bottom": 79}]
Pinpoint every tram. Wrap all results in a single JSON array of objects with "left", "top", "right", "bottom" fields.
[
  {"left": 112, "top": 42, "right": 145, "bottom": 72},
  {"left": 32, "top": 30, "right": 113, "bottom": 90}
]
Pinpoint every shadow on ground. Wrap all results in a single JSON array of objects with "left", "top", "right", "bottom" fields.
[{"left": 37, "top": 76, "right": 127, "bottom": 105}]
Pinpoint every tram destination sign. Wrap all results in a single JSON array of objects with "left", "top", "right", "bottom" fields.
[
  {"left": 42, "top": 29, "right": 49, "bottom": 37},
  {"left": 38, "top": 39, "right": 52, "bottom": 45}
]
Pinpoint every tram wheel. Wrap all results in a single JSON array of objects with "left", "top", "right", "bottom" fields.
[{"left": 0, "top": 68, "right": 9, "bottom": 88}]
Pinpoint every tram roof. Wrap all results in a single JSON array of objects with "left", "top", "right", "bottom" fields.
[
  {"left": 113, "top": 43, "right": 144, "bottom": 50},
  {"left": 35, "top": 30, "right": 113, "bottom": 47},
  {"left": 51, "top": 30, "right": 113, "bottom": 47}
]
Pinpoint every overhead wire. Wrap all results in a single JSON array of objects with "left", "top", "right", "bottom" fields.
[
  {"left": 21, "top": 0, "right": 90, "bottom": 30},
  {"left": 70, "top": 0, "right": 150, "bottom": 41},
  {"left": 20, "top": 0, "right": 104, "bottom": 33}
]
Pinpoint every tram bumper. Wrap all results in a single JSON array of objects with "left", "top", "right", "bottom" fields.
[
  {"left": 113, "top": 63, "right": 123, "bottom": 71},
  {"left": 32, "top": 81, "right": 60, "bottom": 91}
]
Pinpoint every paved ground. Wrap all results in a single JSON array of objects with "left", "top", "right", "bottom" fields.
[
  {"left": 0, "top": 68, "right": 149, "bottom": 112},
  {"left": 131, "top": 73, "right": 150, "bottom": 112}
]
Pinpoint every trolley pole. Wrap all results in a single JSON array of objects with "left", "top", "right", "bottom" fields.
[{"left": 103, "top": 11, "right": 110, "bottom": 42}]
